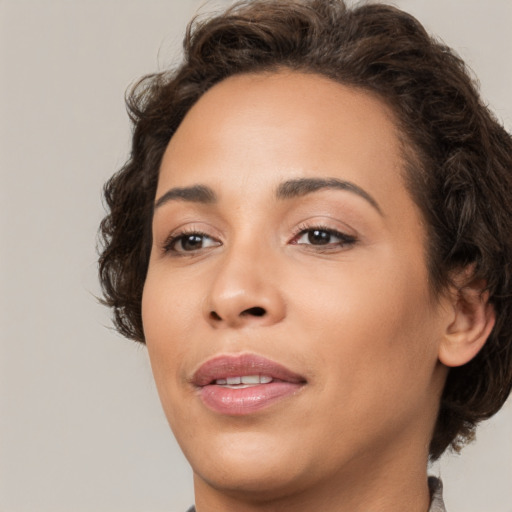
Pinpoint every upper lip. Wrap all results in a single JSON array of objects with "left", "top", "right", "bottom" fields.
[{"left": 191, "top": 353, "right": 306, "bottom": 387}]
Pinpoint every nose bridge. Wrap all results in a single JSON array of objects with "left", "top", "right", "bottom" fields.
[{"left": 205, "top": 232, "right": 285, "bottom": 328}]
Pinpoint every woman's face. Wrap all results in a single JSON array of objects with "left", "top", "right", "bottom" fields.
[{"left": 142, "top": 72, "right": 449, "bottom": 502}]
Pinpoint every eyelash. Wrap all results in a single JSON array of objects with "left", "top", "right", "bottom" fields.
[{"left": 162, "top": 224, "right": 357, "bottom": 256}]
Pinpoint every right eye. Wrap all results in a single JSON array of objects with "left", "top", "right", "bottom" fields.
[{"left": 164, "top": 232, "right": 221, "bottom": 254}]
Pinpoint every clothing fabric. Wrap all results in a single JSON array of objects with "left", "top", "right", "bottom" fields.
[
  {"left": 185, "top": 477, "right": 447, "bottom": 511},
  {"left": 428, "top": 476, "right": 447, "bottom": 512}
]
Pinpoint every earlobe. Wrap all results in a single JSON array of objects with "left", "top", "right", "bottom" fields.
[{"left": 438, "top": 280, "right": 496, "bottom": 368}]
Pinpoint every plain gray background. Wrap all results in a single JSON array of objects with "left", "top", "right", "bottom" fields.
[{"left": 1, "top": 0, "right": 510, "bottom": 510}]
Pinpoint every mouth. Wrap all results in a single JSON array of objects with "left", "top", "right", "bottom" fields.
[{"left": 191, "top": 354, "right": 307, "bottom": 415}]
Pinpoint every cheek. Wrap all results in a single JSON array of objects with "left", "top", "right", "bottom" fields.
[
  {"left": 141, "top": 269, "right": 195, "bottom": 389},
  {"left": 142, "top": 262, "right": 200, "bottom": 338},
  {"left": 289, "top": 251, "right": 440, "bottom": 392}
]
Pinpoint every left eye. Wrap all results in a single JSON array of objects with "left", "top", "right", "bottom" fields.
[{"left": 293, "top": 228, "right": 356, "bottom": 247}]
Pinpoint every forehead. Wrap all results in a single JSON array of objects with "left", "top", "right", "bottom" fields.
[{"left": 158, "top": 71, "right": 412, "bottom": 220}]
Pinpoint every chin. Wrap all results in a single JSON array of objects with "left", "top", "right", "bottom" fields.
[{"left": 185, "top": 428, "right": 317, "bottom": 499}]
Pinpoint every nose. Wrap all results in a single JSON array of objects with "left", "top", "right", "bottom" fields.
[{"left": 204, "top": 245, "right": 286, "bottom": 329}]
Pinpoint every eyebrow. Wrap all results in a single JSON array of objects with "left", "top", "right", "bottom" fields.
[
  {"left": 276, "top": 177, "right": 382, "bottom": 215},
  {"left": 154, "top": 184, "right": 217, "bottom": 210},
  {"left": 154, "top": 177, "right": 382, "bottom": 215}
]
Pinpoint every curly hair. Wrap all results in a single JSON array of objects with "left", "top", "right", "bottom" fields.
[{"left": 98, "top": 0, "right": 512, "bottom": 460}]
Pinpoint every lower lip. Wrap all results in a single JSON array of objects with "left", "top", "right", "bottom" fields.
[{"left": 198, "top": 382, "right": 303, "bottom": 415}]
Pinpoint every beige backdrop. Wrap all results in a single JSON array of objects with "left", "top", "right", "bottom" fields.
[{"left": 1, "top": 1, "right": 510, "bottom": 511}]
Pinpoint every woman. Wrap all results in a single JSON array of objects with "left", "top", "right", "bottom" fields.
[{"left": 98, "top": 1, "right": 512, "bottom": 510}]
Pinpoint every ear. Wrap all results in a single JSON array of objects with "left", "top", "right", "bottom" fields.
[{"left": 438, "top": 276, "right": 495, "bottom": 368}]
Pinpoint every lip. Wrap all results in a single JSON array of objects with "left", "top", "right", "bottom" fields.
[{"left": 192, "top": 353, "right": 306, "bottom": 415}]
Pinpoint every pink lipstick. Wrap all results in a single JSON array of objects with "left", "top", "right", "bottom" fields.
[{"left": 192, "top": 354, "right": 306, "bottom": 415}]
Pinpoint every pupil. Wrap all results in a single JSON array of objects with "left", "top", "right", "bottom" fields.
[
  {"left": 183, "top": 235, "right": 203, "bottom": 250},
  {"left": 308, "top": 230, "right": 330, "bottom": 245}
]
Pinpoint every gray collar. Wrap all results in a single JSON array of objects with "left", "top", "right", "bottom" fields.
[{"left": 428, "top": 477, "right": 447, "bottom": 512}]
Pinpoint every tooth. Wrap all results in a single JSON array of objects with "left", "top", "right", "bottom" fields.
[
  {"left": 241, "top": 375, "right": 260, "bottom": 384},
  {"left": 260, "top": 375, "right": 272, "bottom": 384},
  {"left": 226, "top": 376, "right": 241, "bottom": 385},
  {"left": 216, "top": 379, "right": 227, "bottom": 385}
]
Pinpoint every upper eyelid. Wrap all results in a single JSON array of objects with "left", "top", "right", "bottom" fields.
[
  {"left": 289, "top": 218, "right": 357, "bottom": 237},
  {"left": 296, "top": 226, "right": 350, "bottom": 236},
  {"left": 161, "top": 222, "right": 222, "bottom": 242}
]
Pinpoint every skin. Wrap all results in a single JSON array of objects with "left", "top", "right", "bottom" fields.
[{"left": 142, "top": 71, "right": 490, "bottom": 511}]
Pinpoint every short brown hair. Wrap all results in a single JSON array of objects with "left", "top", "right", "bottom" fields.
[{"left": 98, "top": 0, "right": 512, "bottom": 459}]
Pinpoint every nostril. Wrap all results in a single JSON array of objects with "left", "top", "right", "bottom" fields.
[
  {"left": 209, "top": 311, "right": 222, "bottom": 321},
  {"left": 241, "top": 306, "right": 266, "bottom": 317}
]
